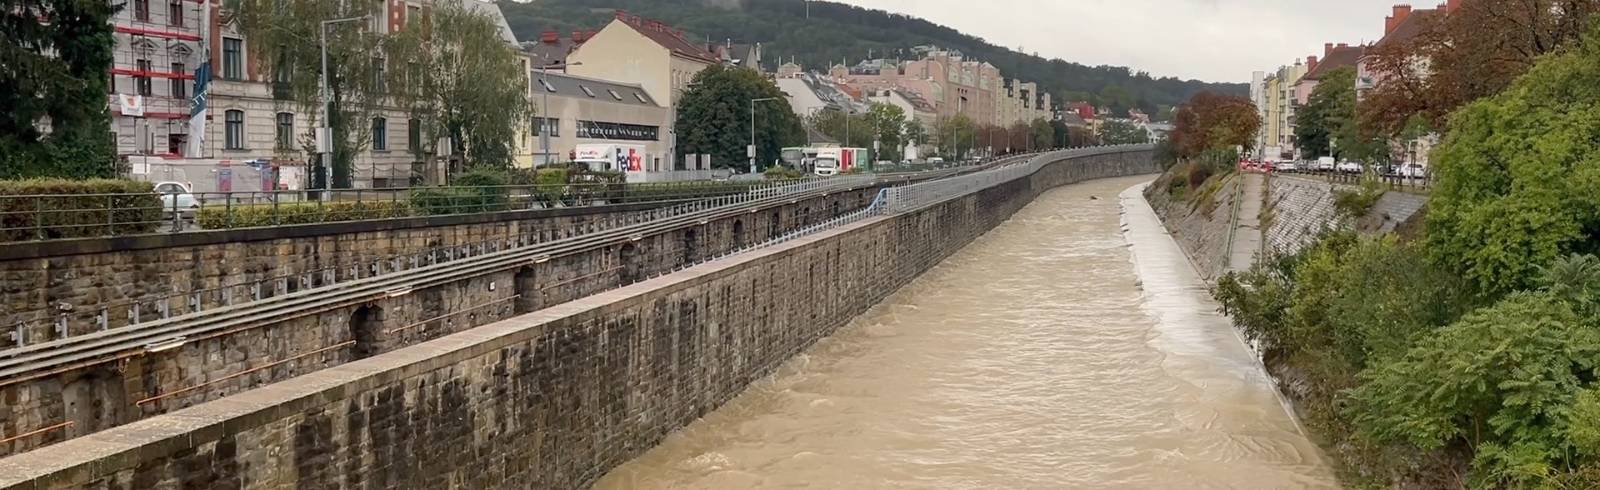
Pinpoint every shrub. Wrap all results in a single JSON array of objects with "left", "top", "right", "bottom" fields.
[
  {"left": 765, "top": 166, "right": 804, "bottom": 180},
  {"left": 195, "top": 200, "right": 412, "bottom": 229},
  {"left": 414, "top": 166, "right": 513, "bottom": 215},
  {"left": 1333, "top": 179, "right": 1386, "bottom": 218},
  {"left": 1185, "top": 161, "right": 1213, "bottom": 190},
  {"left": 0, "top": 179, "right": 161, "bottom": 241}
]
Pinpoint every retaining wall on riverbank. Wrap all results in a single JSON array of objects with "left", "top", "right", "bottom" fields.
[
  {"left": 1147, "top": 172, "right": 1429, "bottom": 280},
  {"left": 0, "top": 150, "right": 1156, "bottom": 490}
]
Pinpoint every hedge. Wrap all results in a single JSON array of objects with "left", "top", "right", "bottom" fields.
[
  {"left": 0, "top": 179, "right": 161, "bottom": 242},
  {"left": 195, "top": 200, "right": 413, "bottom": 229}
]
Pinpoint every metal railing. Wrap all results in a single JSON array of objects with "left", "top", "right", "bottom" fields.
[
  {"left": 879, "top": 145, "right": 1155, "bottom": 213},
  {"left": 0, "top": 180, "right": 807, "bottom": 243},
  {"left": 1276, "top": 168, "right": 1434, "bottom": 193},
  {"left": 0, "top": 173, "right": 894, "bottom": 348}
]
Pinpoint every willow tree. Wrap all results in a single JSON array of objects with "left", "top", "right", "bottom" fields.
[
  {"left": 388, "top": 1, "right": 530, "bottom": 172},
  {"left": 232, "top": 0, "right": 388, "bottom": 188}
]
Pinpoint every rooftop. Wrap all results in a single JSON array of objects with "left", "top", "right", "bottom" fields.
[
  {"left": 530, "top": 71, "right": 661, "bottom": 108},
  {"left": 613, "top": 10, "right": 719, "bottom": 64}
]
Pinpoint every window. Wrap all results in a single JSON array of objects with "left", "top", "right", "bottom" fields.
[
  {"left": 532, "top": 117, "right": 559, "bottom": 137},
  {"left": 577, "top": 120, "right": 658, "bottom": 141},
  {"left": 371, "top": 57, "right": 386, "bottom": 92},
  {"left": 167, "top": 0, "right": 183, "bottom": 27},
  {"left": 633, "top": 93, "right": 648, "bottom": 104},
  {"left": 223, "top": 38, "right": 243, "bottom": 80},
  {"left": 135, "top": 59, "right": 152, "bottom": 96},
  {"left": 134, "top": 0, "right": 149, "bottom": 21},
  {"left": 273, "top": 48, "right": 293, "bottom": 85},
  {"left": 225, "top": 110, "right": 244, "bottom": 150},
  {"left": 607, "top": 89, "right": 622, "bottom": 101},
  {"left": 408, "top": 118, "right": 422, "bottom": 152},
  {"left": 538, "top": 78, "right": 556, "bottom": 92},
  {"left": 170, "top": 62, "right": 185, "bottom": 98},
  {"left": 275, "top": 112, "right": 294, "bottom": 150},
  {"left": 579, "top": 85, "right": 595, "bottom": 98},
  {"left": 372, "top": 117, "right": 387, "bottom": 150}
]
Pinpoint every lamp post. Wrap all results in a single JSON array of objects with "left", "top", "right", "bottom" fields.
[
  {"left": 750, "top": 97, "right": 780, "bottom": 174},
  {"left": 539, "top": 61, "right": 582, "bottom": 168},
  {"left": 318, "top": 16, "right": 368, "bottom": 192}
]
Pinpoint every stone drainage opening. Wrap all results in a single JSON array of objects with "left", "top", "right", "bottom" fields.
[{"left": 350, "top": 304, "right": 384, "bottom": 359}]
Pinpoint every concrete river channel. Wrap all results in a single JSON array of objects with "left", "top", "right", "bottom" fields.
[{"left": 594, "top": 175, "right": 1338, "bottom": 489}]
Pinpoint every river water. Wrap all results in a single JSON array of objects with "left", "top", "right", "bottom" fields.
[{"left": 594, "top": 176, "right": 1337, "bottom": 489}]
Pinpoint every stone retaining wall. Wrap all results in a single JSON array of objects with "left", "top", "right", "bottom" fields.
[{"left": 0, "top": 150, "right": 1155, "bottom": 490}]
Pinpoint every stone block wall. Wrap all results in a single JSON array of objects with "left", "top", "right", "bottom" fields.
[
  {"left": 0, "top": 150, "right": 1155, "bottom": 490},
  {"left": 0, "top": 187, "right": 883, "bottom": 458},
  {"left": 1148, "top": 172, "right": 1431, "bottom": 280}
]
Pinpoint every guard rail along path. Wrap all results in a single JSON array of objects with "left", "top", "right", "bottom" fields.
[
  {"left": 0, "top": 164, "right": 993, "bottom": 351},
  {"left": 0, "top": 154, "right": 1050, "bottom": 457}
]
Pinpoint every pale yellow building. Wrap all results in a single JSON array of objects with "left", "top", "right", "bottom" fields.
[{"left": 564, "top": 12, "right": 720, "bottom": 168}]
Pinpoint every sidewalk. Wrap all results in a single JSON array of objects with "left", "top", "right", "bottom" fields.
[{"left": 1227, "top": 173, "right": 1265, "bottom": 273}]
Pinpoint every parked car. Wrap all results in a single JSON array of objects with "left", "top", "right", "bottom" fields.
[
  {"left": 1274, "top": 160, "right": 1299, "bottom": 172},
  {"left": 1316, "top": 158, "right": 1336, "bottom": 172},
  {"left": 154, "top": 181, "right": 199, "bottom": 219},
  {"left": 1336, "top": 161, "right": 1363, "bottom": 173}
]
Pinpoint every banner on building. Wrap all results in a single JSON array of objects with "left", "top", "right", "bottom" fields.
[
  {"left": 117, "top": 94, "right": 145, "bottom": 117},
  {"left": 188, "top": 60, "right": 212, "bottom": 157}
]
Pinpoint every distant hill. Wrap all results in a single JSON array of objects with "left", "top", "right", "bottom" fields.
[{"left": 498, "top": 0, "right": 1247, "bottom": 118}]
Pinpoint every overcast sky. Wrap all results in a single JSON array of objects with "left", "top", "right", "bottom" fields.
[{"left": 833, "top": 0, "right": 1416, "bottom": 83}]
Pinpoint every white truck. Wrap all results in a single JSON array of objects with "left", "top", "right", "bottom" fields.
[
  {"left": 573, "top": 144, "right": 649, "bottom": 173},
  {"left": 812, "top": 147, "right": 868, "bottom": 177}
]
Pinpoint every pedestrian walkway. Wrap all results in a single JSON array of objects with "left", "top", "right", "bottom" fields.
[{"left": 1226, "top": 173, "right": 1265, "bottom": 273}]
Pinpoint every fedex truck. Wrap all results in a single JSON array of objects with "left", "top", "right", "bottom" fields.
[
  {"left": 573, "top": 144, "right": 649, "bottom": 173},
  {"left": 813, "top": 147, "right": 868, "bottom": 177}
]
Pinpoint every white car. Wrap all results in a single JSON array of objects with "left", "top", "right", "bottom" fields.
[
  {"left": 1400, "top": 164, "right": 1428, "bottom": 179},
  {"left": 154, "top": 181, "right": 200, "bottom": 218},
  {"left": 1316, "top": 158, "right": 1336, "bottom": 172},
  {"left": 1273, "top": 161, "right": 1298, "bottom": 172},
  {"left": 1336, "top": 161, "right": 1363, "bottom": 173}
]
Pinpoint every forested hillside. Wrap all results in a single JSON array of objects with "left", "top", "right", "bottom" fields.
[{"left": 498, "top": 0, "right": 1246, "bottom": 117}]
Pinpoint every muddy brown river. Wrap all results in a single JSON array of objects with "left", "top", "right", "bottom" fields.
[{"left": 594, "top": 176, "right": 1338, "bottom": 489}]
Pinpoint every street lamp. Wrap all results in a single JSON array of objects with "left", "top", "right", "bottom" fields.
[
  {"left": 750, "top": 97, "right": 781, "bottom": 174},
  {"left": 539, "top": 61, "right": 582, "bottom": 168},
  {"left": 318, "top": 15, "right": 369, "bottom": 192}
]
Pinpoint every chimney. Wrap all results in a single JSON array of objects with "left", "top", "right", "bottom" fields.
[
  {"left": 614, "top": 9, "right": 627, "bottom": 21},
  {"left": 571, "top": 30, "right": 582, "bottom": 43},
  {"left": 1307, "top": 55, "right": 1319, "bottom": 72},
  {"left": 1337, "top": 42, "right": 1348, "bottom": 48},
  {"left": 1386, "top": 4, "right": 1413, "bottom": 35},
  {"left": 1325, "top": 42, "right": 1334, "bottom": 57}
]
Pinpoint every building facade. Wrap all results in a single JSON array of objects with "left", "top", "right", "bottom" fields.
[
  {"left": 515, "top": 72, "right": 670, "bottom": 171},
  {"left": 565, "top": 11, "right": 720, "bottom": 169},
  {"left": 107, "top": 0, "right": 524, "bottom": 189}
]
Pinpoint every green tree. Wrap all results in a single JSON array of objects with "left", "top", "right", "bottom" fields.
[
  {"left": 388, "top": 2, "right": 531, "bottom": 172},
  {"left": 864, "top": 103, "right": 906, "bottom": 160},
  {"left": 807, "top": 108, "right": 873, "bottom": 150},
  {"left": 904, "top": 120, "right": 927, "bottom": 148},
  {"left": 1, "top": 0, "right": 119, "bottom": 179},
  {"left": 676, "top": 65, "right": 805, "bottom": 171},
  {"left": 1098, "top": 119, "right": 1150, "bottom": 145},
  {"left": 235, "top": 0, "right": 392, "bottom": 188},
  {"left": 1349, "top": 292, "right": 1600, "bottom": 487},
  {"left": 1427, "top": 25, "right": 1600, "bottom": 297},
  {"left": 1295, "top": 67, "right": 1385, "bottom": 163},
  {"left": 934, "top": 114, "right": 976, "bottom": 159},
  {"left": 1029, "top": 117, "right": 1053, "bottom": 150}
]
